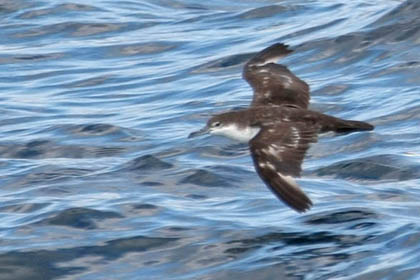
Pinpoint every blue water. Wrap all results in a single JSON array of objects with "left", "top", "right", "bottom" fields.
[{"left": 1, "top": 0, "right": 420, "bottom": 279}]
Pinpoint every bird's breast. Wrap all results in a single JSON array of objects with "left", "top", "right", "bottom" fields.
[{"left": 214, "top": 124, "right": 261, "bottom": 143}]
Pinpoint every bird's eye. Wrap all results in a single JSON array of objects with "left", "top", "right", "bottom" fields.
[{"left": 212, "top": 122, "right": 221, "bottom": 127}]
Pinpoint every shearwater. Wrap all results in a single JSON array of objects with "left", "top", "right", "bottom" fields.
[{"left": 189, "top": 43, "right": 374, "bottom": 213}]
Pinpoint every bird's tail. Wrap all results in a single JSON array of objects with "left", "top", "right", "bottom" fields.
[{"left": 328, "top": 118, "right": 374, "bottom": 133}]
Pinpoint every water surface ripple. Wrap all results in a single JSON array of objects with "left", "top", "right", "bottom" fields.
[{"left": 0, "top": 0, "right": 419, "bottom": 279}]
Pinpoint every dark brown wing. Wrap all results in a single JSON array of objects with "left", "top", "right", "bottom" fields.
[
  {"left": 249, "top": 122, "right": 317, "bottom": 212},
  {"left": 243, "top": 43, "right": 310, "bottom": 109}
]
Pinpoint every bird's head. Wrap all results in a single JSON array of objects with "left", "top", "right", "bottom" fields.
[
  {"left": 188, "top": 115, "right": 229, "bottom": 138},
  {"left": 188, "top": 112, "right": 259, "bottom": 142}
]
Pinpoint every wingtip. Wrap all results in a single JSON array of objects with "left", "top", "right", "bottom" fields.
[
  {"left": 269, "top": 42, "right": 293, "bottom": 51},
  {"left": 265, "top": 173, "right": 313, "bottom": 213},
  {"left": 276, "top": 174, "right": 313, "bottom": 213},
  {"left": 264, "top": 42, "right": 294, "bottom": 55},
  {"left": 247, "top": 42, "right": 293, "bottom": 66},
  {"left": 293, "top": 199, "right": 313, "bottom": 213},
  {"left": 284, "top": 189, "right": 313, "bottom": 213}
]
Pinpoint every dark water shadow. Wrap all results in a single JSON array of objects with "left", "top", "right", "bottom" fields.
[{"left": 0, "top": 235, "right": 178, "bottom": 280}]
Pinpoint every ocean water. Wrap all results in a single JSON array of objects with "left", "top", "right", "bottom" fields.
[{"left": 0, "top": 0, "right": 420, "bottom": 279}]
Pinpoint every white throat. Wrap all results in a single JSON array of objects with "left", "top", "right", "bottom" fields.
[{"left": 211, "top": 124, "right": 260, "bottom": 143}]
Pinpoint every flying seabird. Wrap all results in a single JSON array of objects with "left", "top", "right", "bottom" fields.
[{"left": 189, "top": 43, "right": 374, "bottom": 213}]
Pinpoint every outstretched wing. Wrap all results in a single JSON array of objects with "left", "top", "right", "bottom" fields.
[
  {"left": 249, "top": 122, "right": 317, "bottom": 212},
  {"left": 243, "top": 43, "right": 310, "bottom": 109}
]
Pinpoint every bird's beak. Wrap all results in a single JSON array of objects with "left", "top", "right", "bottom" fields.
[{"left": 188, "top": 126, "right": 209, "bottom": 138}]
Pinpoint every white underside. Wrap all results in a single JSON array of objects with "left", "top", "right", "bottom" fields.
[{"left": 210, "top": 124, "right": 260, "bottom": 143}]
